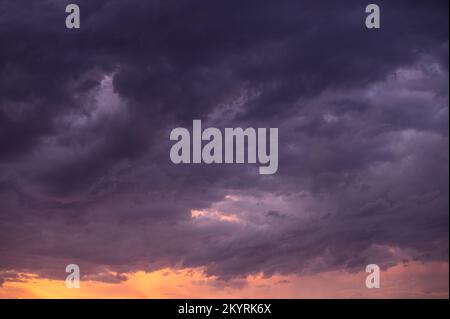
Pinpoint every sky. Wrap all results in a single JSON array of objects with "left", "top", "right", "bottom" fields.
[{"left": 0, "top": 0, "right": 448, "bottom": 298}]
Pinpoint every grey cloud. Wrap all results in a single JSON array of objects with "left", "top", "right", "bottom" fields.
[{"left": 0, "top": 0, "right": 448, "bottom": 282}]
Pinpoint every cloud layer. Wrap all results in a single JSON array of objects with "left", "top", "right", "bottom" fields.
[{"left": 0, "top": 0, "right": 448, "bottom": 287}]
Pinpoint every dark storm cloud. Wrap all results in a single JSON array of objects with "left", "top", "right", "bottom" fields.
[{"left": 0, "top": 0, "right": 448, "bottom": 283}]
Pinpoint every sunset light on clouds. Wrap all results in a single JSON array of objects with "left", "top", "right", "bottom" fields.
[{"left": 1, "top": 262, "right": 448, "bottom": 299}]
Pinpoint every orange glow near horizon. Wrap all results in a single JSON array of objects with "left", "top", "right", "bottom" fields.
[{"left": 0, "top": 261, "right": 448, "bottom": 299}]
